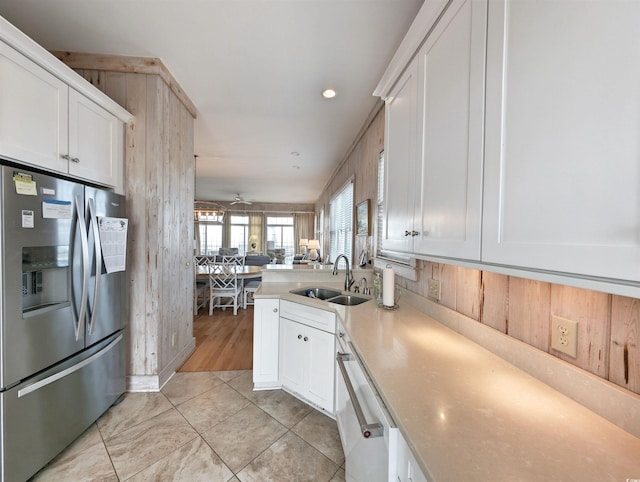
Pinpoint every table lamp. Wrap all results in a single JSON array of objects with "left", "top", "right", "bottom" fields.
[
  {"left": 249, "top": 235, "right": 258, "bottom": 251},
  {"left": 299, "top": 238, "right": 308, "bottom": 257},
  {"left": 307, "top": 239, "right": 320, "bottom": 261}
]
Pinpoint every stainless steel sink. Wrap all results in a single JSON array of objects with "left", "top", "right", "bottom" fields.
[
  {"left": 290, "top": 287, "right": 342, "bottom": 300},
  {"left": 326, "top": 295, "right": 370, "bottom": 306}
]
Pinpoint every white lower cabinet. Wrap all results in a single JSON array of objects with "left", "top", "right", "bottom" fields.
[
  {"left": 279, "top": 300, "right": 335, "bottom": 414},
  {"left": 396, "top": 432, "right": 429, "bottom": 482},
  {"left": 279, "top": 317, "right": 306, "bottom": 394},
  {"left": 252, "top": 298, "right": 280, "bottom": 389}
]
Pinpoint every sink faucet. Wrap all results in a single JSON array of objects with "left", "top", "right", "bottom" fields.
[
  {"left": 332, "top": 254, "right": 354, "bottom": 292},
  {"left": 359, "top": 277, "right": 370, "bottom": 296}
]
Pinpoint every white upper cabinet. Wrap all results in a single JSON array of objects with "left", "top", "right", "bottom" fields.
[
  {"left": 68, "top": 89, "right": 123, "bottom": 188},
  {"left": 412, "top": 0, "right": 486, "bottom": 259},
  {"left": 378, "top": 0, "right": 640, "bottom": 290},
  {"left": 482, "top": 0, "right": 640, "bottom": 282},
  {"left": 0, "top": 41, "right": 123, "bottom": 189},
  {"left": 380, "top": 0, "right": 486, "bottom": 260},
  {"left": 0, "top": 40, "right": 69, "bottom": 173},
  {"left": 382, "top": 56, "right": 419, "bottom": 253},
  {"left": 0, "top": 18, "right": 131, "bottom": 192}
]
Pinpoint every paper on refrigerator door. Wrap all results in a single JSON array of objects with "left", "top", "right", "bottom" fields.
[
  {"left": 42, "top": 199, "right": 73, "bottom": 219},
  {"left": 98, "top": 217, "right": 128, "bottom": 273}
]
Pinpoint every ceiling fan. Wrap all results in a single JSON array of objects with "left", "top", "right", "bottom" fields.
[{"left": 230, "top": 193, "right": 252, "bottom": 205}]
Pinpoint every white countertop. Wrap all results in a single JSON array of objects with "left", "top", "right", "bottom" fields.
[{"left": 256, "top": 281, "right": 640, "bottom": 481}]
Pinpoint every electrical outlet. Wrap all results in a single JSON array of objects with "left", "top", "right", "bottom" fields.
[
  {"left": 551, "top": 315, "right": 578, "bottom": 358},
  {"left": 427, "top": 279, "right": 441, "bottom": 300}
]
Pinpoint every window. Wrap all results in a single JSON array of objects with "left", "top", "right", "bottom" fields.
[
  {"left": 317, "top": 209, "right": 324, "bottom": 256},
  {"left": 198, "top": 223, "right": 223, "bottom": 255},
  {"left": 329, "top": 180, "right": 353, "bottom": 263},
  {"left": 229, "top": 215, "right": 249, "bottom": 254},
  {"left": 266, "top": 216, "right": 295, "bottom": 259},
  {"left": 376, "top": 150, "right": 385, "bottom": 256}
]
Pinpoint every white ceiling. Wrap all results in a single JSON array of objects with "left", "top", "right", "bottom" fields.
[{"left": 0, "top": 0, "right": 423, "bottom": 204}]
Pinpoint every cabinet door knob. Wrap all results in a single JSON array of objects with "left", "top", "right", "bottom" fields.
[
  {"left": 412, "top": 230, "right": 419, "bottom": 236},
  {"left": 61, "top": 154, "right": 70, "bottom": 160},
  {"left": 273, "top": 308, "right": 278, "bottom": 313},
  {"left": 71, "top": 157, "right": 80, "bottom": 163},
  {"left": 404, "top": 230, "right": 411, "bottom": 237},
  {"left": 298, "top": 334, "right": 302, "bottom": 339},
  {"left": 304, "top": 336, "right": 309, "bottom": 342}
]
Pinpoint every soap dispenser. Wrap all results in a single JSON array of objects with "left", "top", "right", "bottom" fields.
[{"left": 373, "top": 272, "right": 382, "bottom": 303}]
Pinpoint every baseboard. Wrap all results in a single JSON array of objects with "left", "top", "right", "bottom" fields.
[
  {"left": 253, "top": 380, "right": 281, "bottom": 390},
  {"left": 126, "top": 375, "right": 160, "bottom": 392},
  {"left": 126, "top": 337, "right": 196, "bottom": 393}
]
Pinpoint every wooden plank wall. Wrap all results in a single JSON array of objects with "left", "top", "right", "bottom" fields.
[
  {"left": 396, "top": 262, "right": 640, "bottom": 396},
  {"left": 74, "top": 68, "right": 195, "bottom": 383}
]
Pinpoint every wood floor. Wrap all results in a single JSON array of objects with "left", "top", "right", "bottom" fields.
[{"left": 179, "top": 305, "right": 254, "bottom": 372}]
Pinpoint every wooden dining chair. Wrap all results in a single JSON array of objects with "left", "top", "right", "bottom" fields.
[{"left": 208, "top": 260, "right": 242, "bottom": 316}]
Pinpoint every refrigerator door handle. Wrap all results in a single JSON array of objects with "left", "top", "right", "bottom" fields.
[
  {"left": 73, "top": 194, "right": 89, "bottom": 341},
  {"left": 87, "top": 198, "right": 102, "bottom": 335}
]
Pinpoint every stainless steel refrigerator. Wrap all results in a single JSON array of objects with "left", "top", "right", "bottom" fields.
[{"left": 0, "top": 162, "right": 127, "bottom": 481}]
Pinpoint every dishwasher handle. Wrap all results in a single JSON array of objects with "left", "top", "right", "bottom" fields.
[{"left": 337, "top": 352, "right": 384, "bottom": 439}]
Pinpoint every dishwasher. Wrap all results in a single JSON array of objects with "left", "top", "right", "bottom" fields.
[{"left": 335, "top": 321, "right": 398, "bottom": 481}]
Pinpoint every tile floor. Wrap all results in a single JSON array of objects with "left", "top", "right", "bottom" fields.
[{"left": 30, "top": 370, "right": 346, "bottom": 481}]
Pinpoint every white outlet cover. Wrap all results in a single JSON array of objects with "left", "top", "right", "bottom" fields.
[
  {"left": 427, "top": 279, "right": 441, "bottom": 300},
  {"left": 551, "top": 315, "right": 578, "bottom": 358}
]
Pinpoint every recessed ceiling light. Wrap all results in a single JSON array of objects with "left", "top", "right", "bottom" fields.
[{"left": 322, "top": 88, "right": 337, "bottom": 99}]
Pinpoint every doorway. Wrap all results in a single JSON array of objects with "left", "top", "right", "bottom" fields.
[{"left": 179, "top": 306, "right": 254, "bottom": 371}]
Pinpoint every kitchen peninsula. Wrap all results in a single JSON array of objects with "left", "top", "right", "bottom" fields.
[{"left": 253, "top": 266, "right": 640, "bottom": 481}]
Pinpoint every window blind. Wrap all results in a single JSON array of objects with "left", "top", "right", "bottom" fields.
[
  {"left": 376, "top": 151, "right": 385, "bottom": 256},
  {"left": 329, "top": 181, "right": 353, "bottom": 263}
]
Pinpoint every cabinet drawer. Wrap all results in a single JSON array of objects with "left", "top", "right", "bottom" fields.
[{"left": 279, "top": 299, "right": 336, "bottom": 334}]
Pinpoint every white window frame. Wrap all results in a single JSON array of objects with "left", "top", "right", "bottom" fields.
[
  {"left": 229, "top": 214, "right": 249, "bottom": 254},
  {"left": 198, "top": 223, "right": 223, "bottom": 255},
  {"left": 266, "top": 215, "right": 295, "bottom": 260}
]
